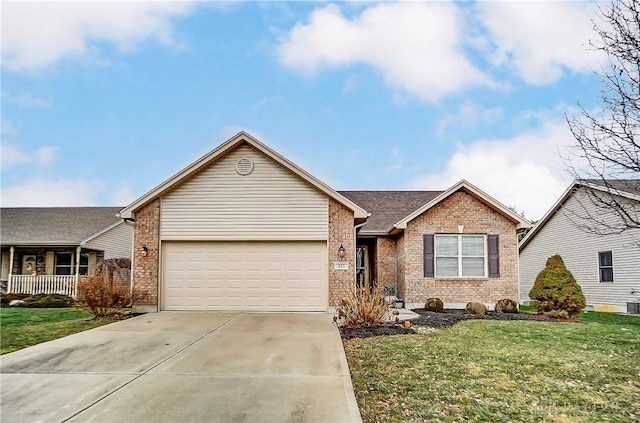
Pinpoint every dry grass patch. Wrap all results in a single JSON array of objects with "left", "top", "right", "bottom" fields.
[{"left": 344, "top": 316, "right": 640, "bottom": 422}]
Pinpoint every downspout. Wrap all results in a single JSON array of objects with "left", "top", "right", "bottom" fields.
[{"left": 7, "top": 246, "right": 14, "bottom": 293}]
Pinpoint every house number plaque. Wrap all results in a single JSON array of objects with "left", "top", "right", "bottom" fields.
[{"left": 333, "top": 261, "right": 349, "bottom": 270}]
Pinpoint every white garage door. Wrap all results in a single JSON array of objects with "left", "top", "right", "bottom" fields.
[{"left": 161, "top": 241, "right": 327, "bottom": 311}]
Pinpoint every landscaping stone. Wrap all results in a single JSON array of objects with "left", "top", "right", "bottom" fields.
[
  {"left": 425, "top": 297, "right": 444, "bottom": 312},
  {"left": 9, "top": 299, "right": 25, "bottom": 307},
  {"left": 465, "top": 302, "right": 487, "bottom": 315},
  {"left": 495, "top": 298, "right": 518, "bottom": 313}
]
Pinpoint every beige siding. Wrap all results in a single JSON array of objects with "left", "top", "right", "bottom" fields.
[
  {"left": 1, "top": 252, "right": 9, "bottom": 281},
  {"left": 161, "top": 145, "right": 328, "bottom": 241},
  {"left": 85, "top": 222, "right": 134, "bottom": 259},
  {"left": 520, "top": 188, "right": 640, "bottom": 308}
]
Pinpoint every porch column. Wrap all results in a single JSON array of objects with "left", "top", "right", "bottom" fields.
[
  {"left": 7, "top": 246, "right": 14, "bottom": 293},
  {"left": 74, "top": 246, "right": 81, "bottom": 297}
]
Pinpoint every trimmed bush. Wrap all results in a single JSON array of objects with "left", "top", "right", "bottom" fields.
[
  {"left": 425, "top": 297, "right": 444, "bottom": 312},
  {"left": 22, "top": 293, "right": 74, "bottom": 308},
  {"left": 529, "top": 254, "right": 586, "bottom": 319},
  {"left": 495, "top": 298, "right": 518, "bottom": 313},
  {"left": 465, "top": 302, "right": 487, "bottom": 315}
]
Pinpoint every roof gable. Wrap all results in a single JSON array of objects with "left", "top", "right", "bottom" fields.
[
  {"left": 519, "top": 179, "right": 640, "bottom": 250},
  {"left": 0, "top": 207, "right": 123, "bottom": 246},
  {"left": 119, "top": 132, "right": 368, "bottom": 219},
  {"left": 394, "top": 180, "right": 531, "bottom": 231},
  {"left": 339, "top": 191, "right": 442, "bottom": 234}
]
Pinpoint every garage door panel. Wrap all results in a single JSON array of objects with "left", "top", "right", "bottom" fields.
[{"left": 162, "top": 241, "right": 327, "bottom": 311}]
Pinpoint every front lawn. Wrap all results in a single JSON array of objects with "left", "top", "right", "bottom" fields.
[
  {"left": 0, "top": 307, "right": 113, "bottom": 354},
  {"left": 344, "top": 312, "right": 640, "bottom": 422}
]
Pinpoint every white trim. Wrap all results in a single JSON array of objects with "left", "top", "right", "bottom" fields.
[
  {"left": 394, "top": 179, "right": 531, "bottom": 231},
  {"left": 434, "top": 234, "right": 487, "bottom": 278},
  {"left": 119, "top": 132, "right": 369, "bottom": 220}
]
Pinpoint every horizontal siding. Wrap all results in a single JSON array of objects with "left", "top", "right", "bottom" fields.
[
  {"left": 85, "top": 222, "right": 133, "bottom": 259},
  {"left": 520, "top": 188, "right": 640, "bottom": 307},
  {"left": 161, "top": 145, "right": 328, "bottom": 240}
]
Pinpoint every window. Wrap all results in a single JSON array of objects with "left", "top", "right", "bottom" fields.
[
  {"left": 55, "top": 253, "right": 73, "bottom": 275},
  {"left": 434, "top": 235, "right": 486, "bottom": 277},
  {"left": 79, "top": 253, "right": 89, "bottom": 275},
  {"left": 598, "top": 251, "right": 614, "bottom": 282}
]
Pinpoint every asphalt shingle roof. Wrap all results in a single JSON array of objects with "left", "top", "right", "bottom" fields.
[
  {"left": 0, "top": 207, "right": 123, "bottom": 246},
  {"left": 339, "top": 191, "right": 443, "bottom": 234},
  {"left": 582, "top": 179, "right": 640, "bottom": 199}
]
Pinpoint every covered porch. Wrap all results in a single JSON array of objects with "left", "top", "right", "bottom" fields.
[{"left": 1, "top": 246, "right": 101, "bottom": 298}]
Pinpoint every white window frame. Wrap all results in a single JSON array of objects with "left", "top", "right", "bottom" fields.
[
  {"left": 434, "top": 234, "right": 487, "bottom": 278},
  {"left": 598, "top": 251, "right": 614, "bottom": 283}
]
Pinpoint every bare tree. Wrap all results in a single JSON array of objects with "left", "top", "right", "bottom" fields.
[{"left": 566, "top": 0, "right": 640, "bottom": 238}]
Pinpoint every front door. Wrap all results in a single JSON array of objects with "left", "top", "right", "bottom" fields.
[
  {"left": 356, "top": 246, "right": 369, "bottom": 290},
  {"left": 22, "top": 255, "right": 36, "bottom": 275}
]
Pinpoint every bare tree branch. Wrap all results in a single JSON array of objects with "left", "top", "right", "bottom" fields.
[{"left": 565, "top": 0, "right": 640, "bottom": 242}]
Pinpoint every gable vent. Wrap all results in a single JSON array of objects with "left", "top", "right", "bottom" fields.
[{"left": 236, "top": 158, "right": 254, "bottom": 176}]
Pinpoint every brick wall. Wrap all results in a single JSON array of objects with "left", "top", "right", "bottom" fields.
[
  {"left": 403, "top": 190, "right": 519, "bottom": 305},
  {"left": 132, "top": 199, "right": 160, "bottom": 308},
  {"left": 396, "top": 233, "right": 406, "bottom": 300},
  {"left": 328, "top": 198, "right": 355, "bottom": 306},
  {"left": 376, "top": 237, "right": 397, "bottom": 291}
]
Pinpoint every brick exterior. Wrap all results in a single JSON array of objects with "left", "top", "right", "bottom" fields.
[
  {"left": 376, "top": 237, "right": 397, "bottom": 290},
  {"left": 132, "top": 199, "right": 160, "bottom": 308},
  {"left": 328, "top": 198, "right": 356, "bottom": 306},
  {"left": 396, "top": 233, "right": 405, "bottom": 299},
  {"left": 399, "top": 190, "right": 519, "bottom": 305}
]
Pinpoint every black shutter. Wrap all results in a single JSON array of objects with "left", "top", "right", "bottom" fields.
[
  {"left": 488, "top": 235, "right": 499, "bottom": 278},
  {"left": 424, "top": 234, "right": 434, "bottom": 277}
]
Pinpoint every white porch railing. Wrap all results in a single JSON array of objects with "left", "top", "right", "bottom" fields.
[{"left": 7, "top": 275, "right": 84, "bottom": 298}]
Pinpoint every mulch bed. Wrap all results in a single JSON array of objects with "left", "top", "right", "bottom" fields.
[{"left": 340, "top": 308, "right": 556, "bottom": 339}]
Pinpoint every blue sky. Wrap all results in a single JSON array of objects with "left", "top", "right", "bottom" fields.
[{"left": 1, "top": 1, "right": 607, "bottom": 220}]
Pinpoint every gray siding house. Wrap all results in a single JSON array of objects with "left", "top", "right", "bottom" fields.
[
  {"left": 519, "top": 180, "right": 640, "bottom": 313},
  {"left": 1, "top": 207, "right": 133, "bottom": 297}
]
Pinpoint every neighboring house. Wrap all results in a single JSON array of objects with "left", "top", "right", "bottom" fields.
[
  {"left": 0, "top": 207, "right": 133, "bottom": 297},
  {"left": 120, "top": 132, "right": 530, "bottom": 312},
  {"left": 519, "top": 180, "right": 640, "bottom": 314}
]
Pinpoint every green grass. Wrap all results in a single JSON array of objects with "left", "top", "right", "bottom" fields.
[
  {"left": 0, "top": 307, "right": 113, "bottom": 354},
  {"left": 344, "top": 312, "right": 640, "bottom": 422}
]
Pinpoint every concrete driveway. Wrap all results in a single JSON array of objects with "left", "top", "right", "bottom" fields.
[{"left": 0, "top": 312, "right": 362, "bottom": 423}]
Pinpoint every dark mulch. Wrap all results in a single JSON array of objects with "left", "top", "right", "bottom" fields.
[{"left": 340, "top": 309, "right": 555, "bottom": 339}]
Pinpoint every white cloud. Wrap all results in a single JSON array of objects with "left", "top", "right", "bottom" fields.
[
  {"left": 408, "top": 118, "right": 577, "bottom": 221},
  {"left": 109, "top": 184, "right": 136, "bottom": 206},
  {"left": 437, "top": 101, "right": 503, "bottom": 135},
  {"left": 1, "top": 143, "right": 57, "bottom": 168},
  {"left": 2, "top": 1, "right": 197, "bottom": 72},
  {"left": 0, "top": 179, "right": 99, "bottom": 207},
  {"left": 278, "top": 2, "right": 496, "bottom": 103},
  {"left": 2, "top": 92, "right": 50, "bottom": 108},
  {"left": 477, "top": 1, "right": 603, "bottom": 85}
]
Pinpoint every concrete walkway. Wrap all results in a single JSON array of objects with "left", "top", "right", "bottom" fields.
[{"left": 1, "top": 312, "right": 362, "bottom": 423}]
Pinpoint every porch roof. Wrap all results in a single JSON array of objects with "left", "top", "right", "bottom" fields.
[
  {"left": 338, "top": 191, "right": 443, "bottom": 235},
  {"left": 0, "top": 207, "right": 123, "bottom": 246}
]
